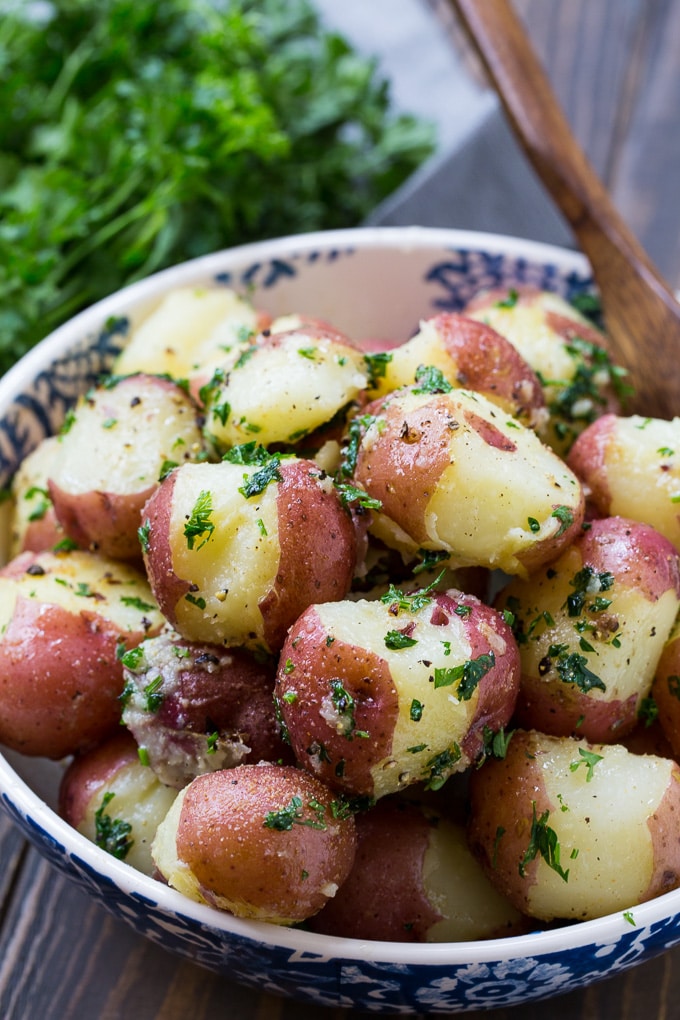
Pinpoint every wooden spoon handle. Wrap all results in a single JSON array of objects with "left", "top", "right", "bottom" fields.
[{"left": 449, "top": 0, "right": 680, "bottom": 415}]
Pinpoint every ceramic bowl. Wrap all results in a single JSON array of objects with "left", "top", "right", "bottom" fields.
[{"left": 2, "top": 226, "right": 679, "bottom": 1015}]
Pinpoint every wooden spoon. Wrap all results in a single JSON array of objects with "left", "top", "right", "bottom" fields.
[{"left": 449, "top": 0, "right": 680, "bottom": 419}]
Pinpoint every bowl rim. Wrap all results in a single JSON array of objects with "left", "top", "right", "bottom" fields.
[{"left": 3, "top": 223, "right": 673, "bottom": 967}]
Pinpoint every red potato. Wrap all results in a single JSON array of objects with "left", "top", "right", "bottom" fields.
[
  {"left": 0, "top": 548, "right": 164, "bottom": 758},
  {"left": 464, "top": 285, "right": 625, "bottom": 455},
  {"left": 151, "top": 763, "right": 357, "bottom": 924},
  {"left": 496, "top": 516, "right": 680, "bottom": 742},
  {"left": 114, "top": 286, "right": 264, "bottom": 380},
  {"left": 9, "top": 436, "right": 64, "bottom": 556},
  {"left": 121, "top": 629, "right": 292, "bottom": 788},
  {"left": 200, "top": 323, "right": 368, "bottom": 451},
  {"left": 350, "top": 386, "right": 584, "bottom": 576},
  {"left": 59, "top": 731, "right": 177, "bottom": 876},
  {"left": 275, "top": 588, "right": 520, "bottom": 800},
  {"left": 468, "top": 729, "right": 680, "bottom": 922},
  {"left": 368, "top": 313, "right": 547, "bottom": 430},
  {"left": 48, "top": 374, "right": 205, "bottom": 560},
  {"left": 568, "top": 414, "right": 680, "bottom": 550},
  {"left": 141, "top": 453, "right": 357, "bottom": 653},
  {"left": 651, "top": 616, "right": 680, "bottom": 758},
  {"left": 309, "top": 797, "right": 525, "bottom": 942}
]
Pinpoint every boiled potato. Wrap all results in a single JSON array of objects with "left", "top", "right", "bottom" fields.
[
  {"left": 465, "top": 286, "right": 625, "bottom": 455},
  {"left": 568, "top": 414, "right": 680, "bottom": 550},
  {"left": 652, "top": 615, "right": 680, "bottom": 759},
  {"left": 59, "top": 731, "right": 177, "bottom": 875},
  {"left": 48, "top": 374, "right": 205, "bottom": 560},
  {"left": 152, "top": 763, "right": 357, "bottom": 924},
  {"left": 368, "top": 313, "right": 547, "bottom": 430},
  {"left": 9, "top": 436, "right": 64, "bottom": 556},
  {"left": 121, "top": 629, "right": 292, "bottom": 788},
  {"left": 496, "top": 516, "right": 680, "bottom": 742},
  {"left": 141, "top": 452, "right": 357, "bottom": 653},
  {"left": 468, "top": 729, "right": 680, "bottom": 921},
  {"left": 0, "top": 549, "right": 164, "bottom": 758},
  {"left": 350, "top": 385, "right": 584, "bottom": 576},
  {"left": 309, "top": 796, "right": 525, "bottom": 941},
  {"left": 114, "top": 286, "right": 264, "bottom": 379},
  {"left": 275, "top": 587, "right": 519, "bottom": 800},
  {"left": 200, "top": 324, "right": 368, "bottom": 450}
]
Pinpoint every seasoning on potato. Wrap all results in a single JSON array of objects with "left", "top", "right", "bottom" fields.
[
  {"left": 152, "top": 763, "right": 357, "bottom": 924},
  {"left": 275, "top": 586, "right": 519, "bottom": 800},
  {"left": 496, "top": 515, "right": 680, "bottom": 742},
  {"left": 468, "top": 729, "right": 680, "bottom": 921}
]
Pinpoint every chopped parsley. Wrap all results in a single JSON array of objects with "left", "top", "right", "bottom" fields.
[
  {"left": 120, "top": 595, "right": 155, "bottom": 612},
  {"left": 384, "top": 629, "right": 418, "bottom": 650},
  {"left": 263, "top": 795, "right": 328, "bottom": 831},
  {"left": 364, "top": 351, "right": 393, "bottom": 388},
  {"left": 519, "top": 802, "right": 570, "bottom": 882},
  {"left": 555, "top": 652, "right": 606, "bottom": 693},
  {"left": 328, "top": 679, "right": 369, "bottom": 740},
  {"left": 335, "top": 481, "right": 382, "bottom": 511},
  {"left": 423, "top": 744, "right": 461, "bottom": 790},
  {"left": 380, "top": 570, "right": 445, "bottom": 615},
  {"left": 412, "top": 363, "right": 453, "bottom": 394},
  {"left": 138, "top": 518, "right": 151, "bottom": 554},
  {"left": 551, "top": 505, "right": 574, "bottom": 537},
  {"left": 183, "top": 490, "right": 215, "bottom": 550},
  {"left": 433, "top": 651, "right": 495, "bottom": 700},
  {"left": 410, "top": 699, "right": 424, "bottom": 721},
  {"left": 569, "top": 746, "right": 603, "bottom": 782},
  {"left": 494, "top": 288, "right": 519, "bottom": 309},
  {"left": 94, "top": 791, "right": 133, "bottom": 861},
  {"left": 566, "top": 565, "right": 615, "bottom": 617}
]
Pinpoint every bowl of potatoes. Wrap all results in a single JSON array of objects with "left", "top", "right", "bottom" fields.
[{"left": 2, "top": 225, "right": 680, "bottom": 1014}]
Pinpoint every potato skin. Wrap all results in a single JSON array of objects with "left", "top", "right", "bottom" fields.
[
  {"left": 276, "top": 588, "right": 519, "bottom": 799},
  {"left": 352, "top": 387, "right": 584, "bottom": 576},
  {"left": 370, "top": 313, "right": 546, "bottom": 429},
  {"left": 652, "top": 617, "right": 680, "bottom": 759},
  {"left": 0, "top": 550, "right": 163, "bottom": 758},
  {"left": 497, "top": 517, "right": 680, "bottom": 742},
  {"left": 309, "top": 796, "right": 525, "bottom": 942},
  {"left": 142, "top": 456, "right": 357, "bottom": 652},
  {"left": 568, "top": 414, "right": 680, "bottom": 550},
  {"left": 152, "top": 764, "right": 356, "bottom": 924},
  {"left": 468, "top": 729, "right": 680, "bottom": 921},
  {"left": 48, "top": 374, "right": 204, "bottom": 560},
  {"left": 121, "top": 630, "right": 292, "bottom": 788}
]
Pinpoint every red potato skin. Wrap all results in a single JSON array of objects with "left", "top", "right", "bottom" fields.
[
  {"left": 652, "top": 632, "right": 680, "bottom": 759},
  {"left": 141, "top": 471, "right": 191, "bottom": 629},
  {"left": 309, "top": 797, "right": 442, "bottom": 941},
  {"left": 258, "top": 459, "right": 357, "bottom": 650},
  {"left": 174, "top": 764, "right": 357, "bottom": 922},
  {"left": 465, "top": 285, "right": 610, "bottom": 350},
  {"left": 125, "top": 639, "right": 294, "bottom": 768},
  {"left": 432, "top": 592, "right": 520, "bottom": 762},
  {"left": 0, "top": 595, "right": 147, "bottom": 759},
  {"left": 277, "top": 606, "right": 398, "bottom": 795},
  {"left": 59, "top": 730, "right": 140, "bottom": 827},
  {"left": 48, "top": 481, "right": 154, "bottom": 561},
  {"left": 354, "top": 393, "right": 455, "bottom": 547},
  {"left": 512, "top": 517, "right": 680, "bottom": 742},
  {"left": 425, "top": 313, "right": 545, "bottom": 420}
]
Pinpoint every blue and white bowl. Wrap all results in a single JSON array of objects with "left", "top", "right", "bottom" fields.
[{"left": 2, "top": 226, "right": 677, "bottom": 1014}]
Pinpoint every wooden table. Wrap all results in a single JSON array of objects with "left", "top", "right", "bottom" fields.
[{"left": 2, "top": 2, "right": 680, "bottom": 1017}]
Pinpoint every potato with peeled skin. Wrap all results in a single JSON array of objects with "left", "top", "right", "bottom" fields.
[
  {"left": 141, "top": 452, "right": 357, "bottom": 653},
  {"left": 121, "top": 629, "right": 292, "bottom": 788},
  {"left": 568, "top": 414, "right": 680, "bottom": 550},
  {"left": 468, "top": 729, "right": 680, "bottom": 922},
  {"left": 152, "top": 763, "right": 357, "bottom": 924},
  {"left": 9, "top": 436, "right": 64, "bottom": 556},
  {"left": 368, "top": 313, "right": 547, "bottom": 430},
  {"left": 59, "top": 731, "right": 177, "bottom": 875},
  {"left": 0, "top": 549, "right": 164, "bottom": 758},
  {"left": 48, "top": 374, "right": 205, "bottom": 560},
  {"left": 114, "top": 286, "right": 264, "bottom": 380},
  {"left": 496, "top": 516, "right": 680, "bottom": 743},
  {"left": 200, "top": 324, "right": 368, "bottom": 451},
  {"left": 309, "top": 796, "right": 526, "bottom": 942},
  {"left": 350, "top": 385, "right": 584, "bottom": 576},
  {"left": 464, "top": 285, "right": 624, "bottom": 455},
  {"left": 275, "top": 587, "right": 519, "bottom": 800}
]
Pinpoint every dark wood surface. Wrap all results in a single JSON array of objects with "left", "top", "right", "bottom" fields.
[{"left": 2, "top": 2, "right": 680, "bottom": 1018}]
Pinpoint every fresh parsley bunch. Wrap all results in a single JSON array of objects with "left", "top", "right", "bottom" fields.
[{"left": 0, "top": 0, "right": 435, "bottom": 372}]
